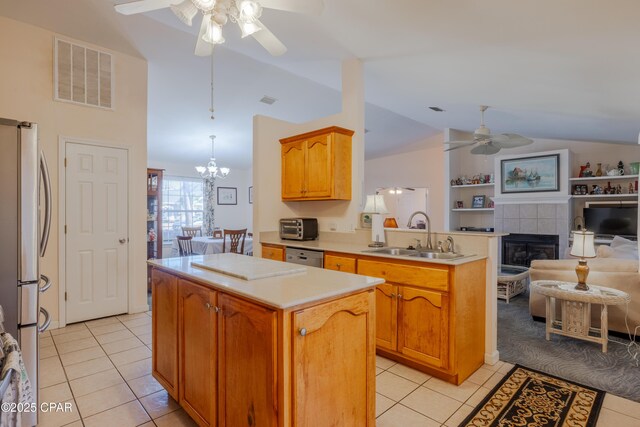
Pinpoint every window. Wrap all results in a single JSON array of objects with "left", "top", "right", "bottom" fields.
[{"left": 162, "top": 176, "right": 204, "bottom": 243}]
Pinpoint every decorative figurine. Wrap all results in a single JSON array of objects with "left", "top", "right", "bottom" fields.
[
  {"left": 595, "top": 163, "right": 603, "bottom": 177},
  {"left": 583, "top": 162, "right": 593, "bottom": 177},
  {"left": 618, "top": 160, "right": 625, "bottom": 175}
]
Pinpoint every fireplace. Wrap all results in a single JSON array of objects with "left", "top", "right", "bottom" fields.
[{"left": 502, "top": 233, "right": 560, "bottom": 267}]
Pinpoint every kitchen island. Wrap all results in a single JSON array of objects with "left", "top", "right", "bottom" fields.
[{"left": 147, "top": 253, "right": 383, "bottom": 427}]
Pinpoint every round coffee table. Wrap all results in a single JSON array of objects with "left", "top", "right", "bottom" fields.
[{"left": 530, "top": 280, "right": 630, "bottom": 352}]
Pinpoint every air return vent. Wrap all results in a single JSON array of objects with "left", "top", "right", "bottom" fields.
[{"left": 55, "top": 38, "right": 114, "bottom": 109}]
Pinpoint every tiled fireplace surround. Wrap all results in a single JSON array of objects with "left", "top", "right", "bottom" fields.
[{"left": 494, "top": 202, "right": 570, "bottom": 260}]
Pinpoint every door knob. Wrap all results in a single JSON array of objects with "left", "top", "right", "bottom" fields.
[{"left": 119, "top": 238, "right": 127, "bottom": 244}]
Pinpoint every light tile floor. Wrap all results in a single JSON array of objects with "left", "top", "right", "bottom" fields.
[{"left": 38, "top": 313, "right": 640, "bottom": 427}]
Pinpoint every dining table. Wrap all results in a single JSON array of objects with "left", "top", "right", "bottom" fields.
[{"left": 171, "top": 236, "right": 253, "bottom": 256}]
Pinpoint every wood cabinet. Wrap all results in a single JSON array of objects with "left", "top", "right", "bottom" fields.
[
  {"left": 150, "top": 266, "right": 376, "bottom": 426},
  {"left": 218, "top": 294, "right": 277, "bottom": 427},
  {"left": 178, "top": 280, "right": 217, "bottom": 426},
  {"left": 292, "top": 291, "right": 375, "bottom": 426},
  {"left": 261, "top": 244, "right": 285, "bottom": 261},
  {"left": 280, "top": 126, "right": 354, "bottom": 201},
  {"left": 152, "top": 269, "right": 178, "bottom": 399},
  {"left": 356, "top": 255, "right": 486, "bottom": 384},
  {"left": 324, "top": 252, "right": 357, "bottom": 273}
]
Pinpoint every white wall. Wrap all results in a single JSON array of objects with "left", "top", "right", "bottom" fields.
[
  {"left": 364, "top": 133, "right": 445, "bottom": 231},
  {"left": 0, "top": 16, "right": 149, "bottom": 325},
  {"left": 252, "top": 59, "right": 365, "bottom": 246},
  {"left": 148, "top": 159, "right": 253, "bottom": 232}
]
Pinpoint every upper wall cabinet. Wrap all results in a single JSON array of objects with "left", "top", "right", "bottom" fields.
[{"left": 280, "top": 126, "right": 354, "bottom": 201}]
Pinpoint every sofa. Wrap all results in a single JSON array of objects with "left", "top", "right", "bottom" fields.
[{"left": 529, "top": 258, "right": 640, "bottom": 335}]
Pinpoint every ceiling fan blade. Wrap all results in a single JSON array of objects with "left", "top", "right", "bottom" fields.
[
  {"left": 495, "top": 134, "right": 534, "bottom": 148},
  {"left": 471, "top": 143, "right": 501, "bottom": 155},
  {"left": 445, "top": 140, "right": 475, "bottom": 145},
  {"left": 251, "top": 20, "right": 287, "bottom": 56},
  {"left": 114, "top": 0, "right": 178, "bottom": 15},
  {"left": 194, "top": 15, "right": 214, "bottom": 56},
  {"left": 444, "top": 142, "right": 477, "bottom": 152},
  {"left": 258, "top": 0, "right": 324, "bottom": 15}
]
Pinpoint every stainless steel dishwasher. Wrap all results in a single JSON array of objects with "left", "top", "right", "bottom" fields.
[{"left": 285, "top": 247, "right": 324, "bottom": 268}]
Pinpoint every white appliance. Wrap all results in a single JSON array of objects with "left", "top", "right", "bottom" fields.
[{"left": 0, "top": 118, "right": 52, "bottom": 426}]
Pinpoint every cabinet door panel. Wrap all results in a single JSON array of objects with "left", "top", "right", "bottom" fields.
[
  {"left": 375, "top": 284, "right": 397, "bottom": 351},
  {"left": 179, "top": 280, "right": 216, "bottom": 426},
  {"left": 292, "top": 291, "right": 375, "bottom": 426},
  {"left": 151, "top": 269, "right": 178, "bottom": 399},
  {"left": 398, "top": 286, "right": 449, "bottom": 369},
  {"left": 281, "top": 141, "right": 305, "bottom": 199},
  {"left": 305, "top": 135, "right": 332, "bottom": 198},
  {"left": 218, "top": 294, "right": 277, "bottom": 427},
  {"left": 262, "top": 244, "right": 284, "bottom": 261}
]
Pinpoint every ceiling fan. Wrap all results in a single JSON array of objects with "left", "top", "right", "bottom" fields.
[
  {"left": 444, "top": 106, "right": 533, "bottom": 155},
  {"left": 114, "top": 0, "right": 324, "bottom": 56}
]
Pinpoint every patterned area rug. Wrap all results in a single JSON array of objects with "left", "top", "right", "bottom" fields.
[{"left": 461, "top": 365, "right": 605, "bottom": 427}]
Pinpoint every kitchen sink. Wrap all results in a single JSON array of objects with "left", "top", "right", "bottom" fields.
[
  {"left": 413, "top": 251, "right": 465, "bottom": 259},
  {"left": 363, "top": 247, "right": 418, "bottom": 256}
]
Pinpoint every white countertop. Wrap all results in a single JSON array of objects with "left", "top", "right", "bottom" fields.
[
  {"left": 148, "top": 253, "right": 383, "bottom": 310},
  {"left": 261, "top": 238, "right": 488, "bottom": 266}
]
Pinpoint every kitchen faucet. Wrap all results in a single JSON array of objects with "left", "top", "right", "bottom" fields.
[{"left": 406, "top": 211, "right": 433, "bottom": 250}]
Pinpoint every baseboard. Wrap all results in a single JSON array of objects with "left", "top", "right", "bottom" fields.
[
  {"left": 130, "top": 304, "right": 150, "bottom": 314},
  {"left": 484, "top": 350, "right": 500, "bottom": 365},
  {"left": 46, "top": 320, "right": 60, "bottom": 331}
]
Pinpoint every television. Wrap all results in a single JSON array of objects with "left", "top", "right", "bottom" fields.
[{"left": 583, "top": 206, "right": 638, "bottom": 237}]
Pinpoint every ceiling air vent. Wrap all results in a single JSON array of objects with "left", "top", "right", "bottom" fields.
[
  {"left": 428, "top": 106, "right": 445, "bottom": 112},
  {"left": 55, "top": 38, "right": 114, "bottom": 109},
  {"left": 259, "top": 95, "right": 277, "bottom": 105}
]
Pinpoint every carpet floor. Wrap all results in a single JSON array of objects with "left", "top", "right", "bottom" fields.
[{"left": 497, "top": 289, "right": 640, "bottom": 402}]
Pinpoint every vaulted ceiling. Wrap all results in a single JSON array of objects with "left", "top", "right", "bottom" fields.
[{"left": 2, "top": 0, "right": 639, "bottom": 169}]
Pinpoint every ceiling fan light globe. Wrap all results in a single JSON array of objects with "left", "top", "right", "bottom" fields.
[
  {"left": 171, "top": 0, "right": 199, "bottom": 26},
  {"left": 202, "top": 20, "right": 225, "bottom": 44},
  {"left": 240, "top": 20, "right": 261, "bottom": 37},
  {"left": 239, "top": 0, "right": 262, "bottom": 20},
  {"left": 213, "top": 12, "right": 228, "bottom": 25},
  {"left": 193, "top": 0, "right": 216, "bottom": 11}
]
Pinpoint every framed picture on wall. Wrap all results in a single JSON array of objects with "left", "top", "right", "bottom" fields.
[
  {"left": 249, "top": 186, "right": 253, "bottom": 204},
  {"left": 217, "top": 187, "right": 237, "bottom": 205},
  {"left": 500, "top": 154, "right": 560, "bottom": 194}
]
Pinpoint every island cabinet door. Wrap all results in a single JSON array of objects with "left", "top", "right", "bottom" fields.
[
  {"left": 178, "top": 280, "right": 217, "bottom": 427},
  {"left": 375, "top": 283, "right": 398, "bottom": 351},
  {"left": 218, "top": 294, "right": 278, "bottom": 427},
  {"left": 304, "top": 135, "right": 332, "bottom": 198},
  {"left": 281, "top": 140, "right": 305, "bottom": 199},
  {"left": 152, "top": 269, "right": 179, "bottom": 399},
  {"left": 397, "top": 286, "right": 449, "bottom": 370},
  {"left": 292, "top": 290, "right": 376, "bottom": 426}
]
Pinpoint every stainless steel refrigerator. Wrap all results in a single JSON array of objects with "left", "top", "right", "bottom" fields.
[{"left": 0, "top": 118, "right": 51, "bottom": 426}]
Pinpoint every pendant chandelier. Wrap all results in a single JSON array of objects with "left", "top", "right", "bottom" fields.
[{"left": 195, "top": 52, "right": 230, "bottom": 179}]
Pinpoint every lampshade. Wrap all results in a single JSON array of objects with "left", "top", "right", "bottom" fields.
[
  {"left": 192, "top": 0, "right": 216, "bottom": 11},
  {"left": 170, "top": 0, "right": 198, "bottom": 26},
  {"left": 363, "top": 195, "right": 388, "bottom": 214},
  {"left": 383, "top": 218, "right": 398, "bottom": 228},
  {"left": 202, "top": 19, "right": 225, "bottom": 44},
  {"left": 570, "top": 230, "right": 596, "bottom": 258}
]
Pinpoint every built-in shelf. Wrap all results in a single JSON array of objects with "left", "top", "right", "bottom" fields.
[
  {"left": 451, "top": 208, "right": 495, "bottom": 212},
  {"left": 450, "top": 183, "right": 495, "bottom": 188},
  {"left": 569, "top": 175, "right": 638, "bottom": 182},
  {"left": 571, "top": 194, "right": 638, "bottom": 199}
]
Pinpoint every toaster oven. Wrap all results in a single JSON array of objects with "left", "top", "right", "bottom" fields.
[{"left": 279, "top": 218, "right": 318, "bottom": 241}]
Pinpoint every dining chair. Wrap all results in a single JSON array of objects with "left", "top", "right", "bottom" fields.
[
  {"left": 176, "top": 236, "right": 194, "bottom": 256},
  {"left": 181, "top": 226, "right": 202, "bottom": 237},
  {"left": 213, "top": 229, "right": 222, "bottom": 238},
  {"left": 222, "top": 229, "right": 247, "bottom": 254}
]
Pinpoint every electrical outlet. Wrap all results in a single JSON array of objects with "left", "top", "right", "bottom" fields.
[{"left": 329, "top": 222, "right": 337, "bottom": 231}]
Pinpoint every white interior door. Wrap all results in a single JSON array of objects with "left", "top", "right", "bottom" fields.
[{"left": 66, "top": 142, "right": 128, "bottom": 323}]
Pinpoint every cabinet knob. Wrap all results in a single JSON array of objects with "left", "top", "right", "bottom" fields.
[
  {"left": 398, "top": 294, "right": 403, "bottom": 300},
  {"left": 336, "top": 263, "right": 341, "bottom": 269},
  {"left": 299, "top": 328, "right": 307, "bottom": 336},
  {"left": 390, "top": 293, "right": 396, "bottom": 298},
  {"left": 205, "top": 302, "right": 211, "bottom": 309}
]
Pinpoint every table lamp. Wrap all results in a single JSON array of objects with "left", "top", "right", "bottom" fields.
[
  {"left": 570, "top": 230, "right": 596, "bottom": 291},
  {"left": 363, "top": 195, "right": 389, "bottom": 247}
]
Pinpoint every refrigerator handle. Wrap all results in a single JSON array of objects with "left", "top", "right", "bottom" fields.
[
  {"left": 40, "top": 151, "right": 52, "bottom": 257},
  {"left": 39, "top": 274, "right": 52, "bottom": 293},
  {"left": 38, "top": 307, "right": 51, "bottom": 333}
]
